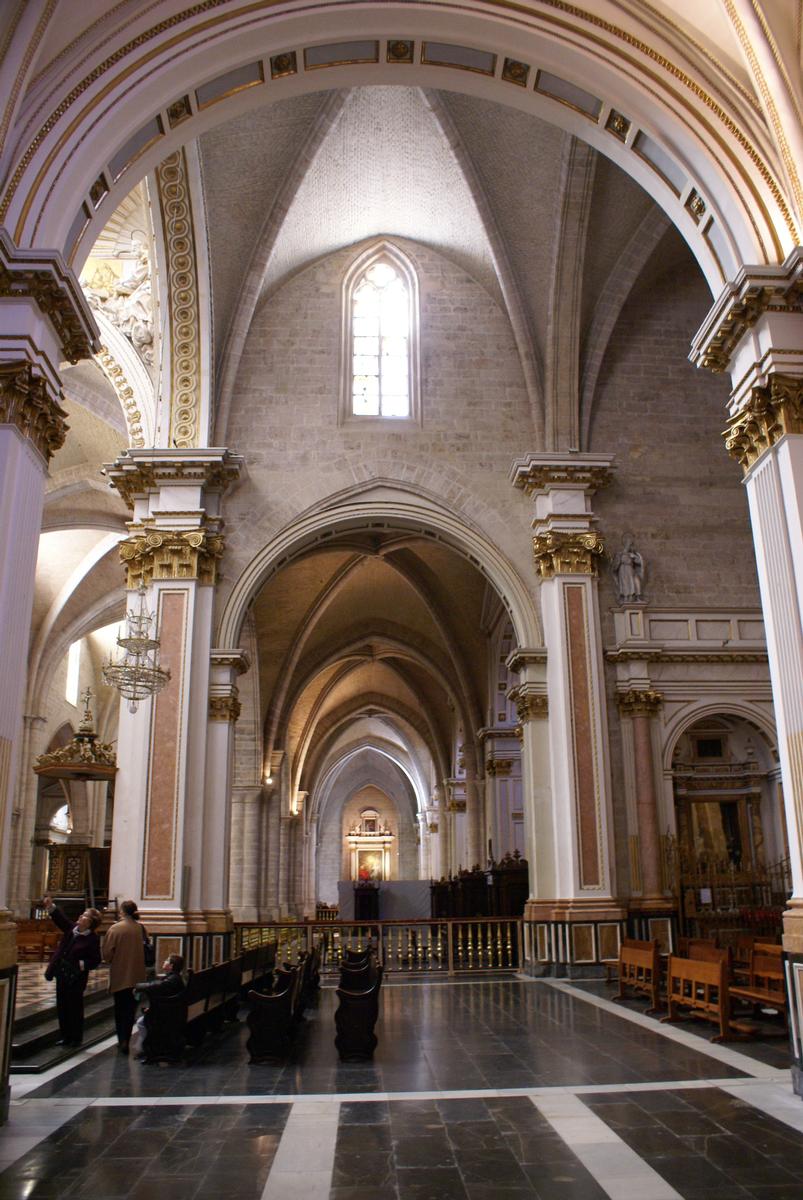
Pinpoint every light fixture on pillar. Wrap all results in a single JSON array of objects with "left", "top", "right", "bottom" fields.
[{"left": 102, "top": 584, "right": 170, "bottom": 713}]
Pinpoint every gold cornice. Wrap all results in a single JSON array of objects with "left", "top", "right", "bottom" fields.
[
  {"left": 95, "top": 345, "right": 145, "bottom": 447},
  {"left": 723, "top": 374, "right": 803, "bottom": 472},
  {"left": 106, "top": 452, "right": 242, "bottom": 507},
  {"left": 209, "top": 694, "right": 241, "bottom": 722},
  {"left": 155, "top": 149, "right": 201, "bottom": 448},
  {"left": 616, "top": 688, "right": 664, "bottom": 717},
  {"left": 119, "top": 526, "right": 224, "bottom": 587},
  {"left": 533, "top": 530, "right": 605, "bottom": 577},
  {"left": 513, "top": 464, "right": 613, "bottom": 495},
  {"left": 0, "top": 361, "right": 68, "bottom": 461},
  {"left": 0, "top": 230, "right": 98, "bottom": 362}
]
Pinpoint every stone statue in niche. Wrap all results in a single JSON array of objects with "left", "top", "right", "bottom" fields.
[
  {"left": 85, "top": 234, "right": 154, "bottom": 367},
  {"left": 612, "top": 535, "right": 645, "bottom": 604}
]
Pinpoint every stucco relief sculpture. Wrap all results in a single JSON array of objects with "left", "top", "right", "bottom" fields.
[
  {"left": 612, "top": 536, "right": 645, "bottom": 604},
  {"left": 84, "top": 237, "right": 154, "bottom": 367}
]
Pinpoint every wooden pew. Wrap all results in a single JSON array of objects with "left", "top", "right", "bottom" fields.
[
  {"left": 335, "top": 951, "right": 383, "bottom": 1062},
  {"left": 615, "top": 938, "right": 662, "bottom": 1012},
  {"left": 661, "top": 954, "right": 733, "bottom": 1042},
  {"left": 246, "top": 964, "right": 302, "bottom": 1062},
  {"left": 729, "top": 949, "right": 788, "bottom": 1031},
  {"left": 141, "top": 989, "right": 188, "bottom": 1063}
]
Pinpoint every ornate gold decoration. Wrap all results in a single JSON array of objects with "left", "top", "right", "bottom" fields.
[
  {"left": 89, "top": 175, "right": 108, "bottom": 207},
  {"left": 34, "top": 688, "right": 116, "bottom": 780},
  {"left": 512, "top": 462, "right": 613, "bottom": 496},
  {"left": 387, "top": 40, "right": 413, "bottom": 63},
  {"left": 95, "top": 345, "right": 145, "bottom": 446},
  {"left": 532, "top": 530, "right": 605, "bottom": 577},
  {"left": 0, "top": 361, "right": 68, "bottom": 461},
  {"left": 270, "top": 51, "right": 297, "bottom": 77},
  {"left": 606, "top": 110, "right": 631, "bottom": 139},
  {"left": 106, "top": 451, "right": 242, "bottom": 507},
  {"left": 486, "top": 758, "right": 514, "bottom": 777},
  {"left": 154, "top": 150, "right": 200, "bottom": 448},
  {"left": 209, "top": 695, "right": 241, "bottom": 722},
  {"left": 511, "top": 692, "right": 549, "bottom": 723},
  {"left": 120, "top": 527, "right": 225, "bottom": 588},
  {"left": 167, "top": 96, "right": 192, "bottom": 127},
  {"left": 686, "top": 189, "right": 706, "bottom": 219},
  {"left": 616, "top": 689, "right": 663, "bottom": 717},
  {"left": 0, "top": 230, "right": 98, "bottom": 362},
  {"left": 428, "top": 822, "right": 438, "bottom": 833},
  {"left": 723, "top": 374, "right": 803, "bottom": 472},
  {"left": 446, "top": 800, "right": 467, "bottom": 813},
  {"left": 502, "top": 58, "right": 529, "bottom": 85}
]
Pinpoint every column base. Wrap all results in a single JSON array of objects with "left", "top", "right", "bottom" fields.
[
  {"left": 137, "top": 908, "right": 233, "bottom": 935},
  {"left": 522, "top": 897, "right": 627, "bottom": 975},
  {"left": 0, "top": 913, "right": 16, "bottom": 1125},
  {"left": 524, "top": 898, "right": 627, "bottom": 922},
  {"left": 783, "top": 899, "right": 803, "bottom": 953}
]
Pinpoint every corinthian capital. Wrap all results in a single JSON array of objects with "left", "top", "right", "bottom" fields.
[
  {"left": 723, "top": 375, "right": 803, "bottom": 473},
  {"left": 532, "top": 530, "right": 605, "bottom": 578},
  {"left": 616, "top": 689, "right": 663, "bottom": 717},
  {"left": 0, "top": 362, "right": 68, "bottom": 461},
  {"left": 119, "top": 526, "right": 225, "bottom": 587}
]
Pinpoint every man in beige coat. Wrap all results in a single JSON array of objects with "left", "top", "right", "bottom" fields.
[{"left": 103, "top": 899, "right": 148, "bottom": 1053}]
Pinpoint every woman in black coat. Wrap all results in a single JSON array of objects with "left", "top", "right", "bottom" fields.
[{"left": 43, "top": 894, "right": 102, "bottom": 1046}]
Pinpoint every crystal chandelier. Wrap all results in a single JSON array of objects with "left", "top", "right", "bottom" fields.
[{"left": 102, "top": 584, "right": 170, "bottom": 713}]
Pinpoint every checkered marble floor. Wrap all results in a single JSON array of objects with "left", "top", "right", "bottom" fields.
[{"left": 14, "top": 962, "right": 110, "bottom": 1021}]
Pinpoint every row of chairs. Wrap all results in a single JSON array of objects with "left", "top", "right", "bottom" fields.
[
  {"left": 616, "top": 936, "right": 786, "bottom": 1042},
  {"left": 246, "top": 946, "right": 322, "bottom": 1062},
  {"left": 141, "top": 942, "right": 276, "bottom": 1062},
  {"left": 17, "top": 922, "right": 61, "bottom": 962},
  {"left": 334, "top": 946, "right": 383, "bottom": 1061}
]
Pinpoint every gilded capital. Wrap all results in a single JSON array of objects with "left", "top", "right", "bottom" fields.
[
  {"left": 723, "top": 375, "right": 803, "bottom": 472},
  {"left": 532, "top": 530, "right": 605, "bottom": 577},
  {"left": 0, "top": 362, "right": 68, "bottom": 461},
  {"left": 0, "top": 230, "right": 99, "bottom": 364},
  {"left": 120, "top": 527, "right": 225, "bottom": 587},
  {"left": 485, "top": 758, "right": 514, "bottom": 777},
  {"left": 617, "top": 689, "right": 663, "bottom": 717},
  {"left": 512, "top": 692, "right": 548, "bottom": 723},
  {"left": 209, "top": 695, "right": 241, "bottom": 723}
]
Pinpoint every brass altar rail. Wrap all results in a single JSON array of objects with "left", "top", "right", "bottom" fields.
[{"left": 235, "top": 918, "right": 523, "bottom": 974}]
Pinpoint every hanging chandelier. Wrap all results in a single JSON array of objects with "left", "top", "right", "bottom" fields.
[
  {"left": 34, "top": 689, "right": 116, "bottom": 781},
  {"left": 102, "top": 583, "right": 170, "bottom": 713}
]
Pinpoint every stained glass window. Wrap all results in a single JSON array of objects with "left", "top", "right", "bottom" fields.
[{"left": 351, "top": 260, "right": 410, "bottom": 418}]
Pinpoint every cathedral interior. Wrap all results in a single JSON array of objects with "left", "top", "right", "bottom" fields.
[{"left": 1, "top": 2, "right": 803, "bottom": 1197}]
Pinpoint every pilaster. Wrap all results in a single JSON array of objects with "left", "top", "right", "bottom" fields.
[
  {"left": 105, "top": 449, "right": 244, "bottom": 935},
  {"left": 616, "top": 689, "right": 671, "bottom": 912}
]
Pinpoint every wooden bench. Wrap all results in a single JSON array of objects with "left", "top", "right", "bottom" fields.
[
  {"left": 247, "top": 964, "right": 302, "bottom": 1062},
  {"left": 661, "top": 954, "right": 733, "bottom": 1042},
  {"left": 615, "top": 938, "right": 662, "bottom": 1013},
  {"left": 335, "top": 949, "right": 383, "bottom": 1062},
  {"left": 729, "top": 949, "right": 787, "bottom": 1031}
]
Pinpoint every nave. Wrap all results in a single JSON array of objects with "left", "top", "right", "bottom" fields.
[{"left": 1, "top": 978, "right": 801, "bottom": 1200}]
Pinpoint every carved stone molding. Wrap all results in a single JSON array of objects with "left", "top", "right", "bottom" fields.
[
  {"left": 106, "top": 449, "right": 243, "bottom": 508},
  {"left": 532, "top": 530, "right": 605, "bottom": 577},
  {"left": 690, "top": 248, "right": 803, "bottom": 374},
  {"left": 510, "top": 452, "right": 614, "bottom": 496},
  {"left": 209, "top": 695, "right": 241, "bottom": 723},
  {"left": 485, "top": 758, "right": 514, "bottom": 777},
  {"left": 0, "top": 362, "right": 68, "bottom": 461},
  {"left": 616, "top": 689, "right": 664, "bottom": 717},
  {"left": 96, "top": 346, "right": 145, "bottom": 447},
  {"left": 723, "top": 374, "right": 803, "bottom": 472},
  {"left": 155, "top": 149, "right": 201, "bottom": 448},
  {"left": 0, "top": 229, "right": 99, "bottom": 364},
  {"left": 119, "top": 527, "right": 225, "bottom": 587}
]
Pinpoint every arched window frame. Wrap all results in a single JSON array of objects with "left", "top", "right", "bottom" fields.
[{"left": 340, "top": 241, "right": 421, "bottom": 426}]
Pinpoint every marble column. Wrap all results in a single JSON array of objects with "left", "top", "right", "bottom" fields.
[
  {"left": 461, "top": 743, "right": 484, "bottom": 868},
  {"left": 510, "top": 454, "right": 624, "bottom": 966},
  {"left": 617, "top": 689, "right": 669, "bottom": 908},
  {"left": 105, "top": 449, "right": 243, "bottom": 937},
  {"left": 691, "top": 252, "right": 803, "bottom": 1096},
  {"left": 0, "top": 233, "right": 98, "bottom": 1121}
]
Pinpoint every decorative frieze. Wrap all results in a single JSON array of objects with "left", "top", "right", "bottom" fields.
[
  {"left": 0, "top": 229, "right": 99, "bottom": 364},
  {"left": 119, "top": 527, "right": 225, "bottom": 588},
  {"left": 723, "top": 374, "right": 803, "bottom": 472},
  {"left": 96, "top": 346, "right": 145, "bottom": 447},
  {"left": 616, "top": 689, "right": 664, "bottom": 717},
  {"left": 0, "top": 362, "right": 68, "bottom": 461},
  {"left": 106, "top": 449, "right": 243, "bottom": 508},
  {"left": 532, "top": 530, "right": 605, "bottom": 577},
  {"left": 209, "top": 695, "right": 241, "bottom": 723}
]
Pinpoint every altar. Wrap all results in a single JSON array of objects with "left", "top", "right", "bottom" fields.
[{"left": 337, "top": 879, "right": 431, "bottom": 921}]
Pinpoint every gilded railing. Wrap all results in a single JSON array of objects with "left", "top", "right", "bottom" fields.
[{"left": 235, "top": 918, "right": 523, "bottom": 973}]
